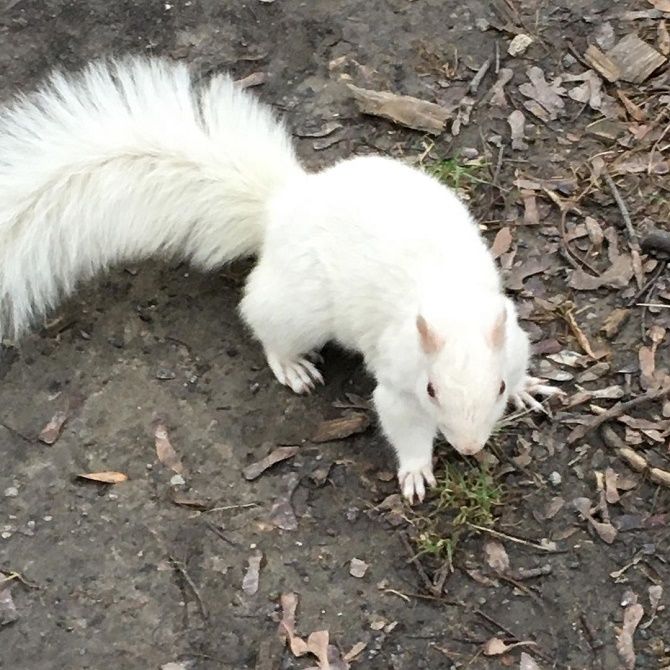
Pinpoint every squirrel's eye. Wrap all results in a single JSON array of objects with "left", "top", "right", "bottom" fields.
[
  {"left": 499, "top": 381, "right": 506, "bottom": 395},
  {"left": 427, "top": 382, "right": 436, "bottom": 398}
]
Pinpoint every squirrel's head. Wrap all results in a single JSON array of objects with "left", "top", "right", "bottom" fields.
[{"left": 413, "top": 297, "right": 511, "bottom": 456}]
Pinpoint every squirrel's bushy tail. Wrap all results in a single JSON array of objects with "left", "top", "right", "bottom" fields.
[{"left": 0, "top": 57, "right": 303, "bottom": 340}]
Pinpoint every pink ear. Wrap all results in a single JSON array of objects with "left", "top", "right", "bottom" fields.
[
  {"left": 416, "top": 315, "right": 444, "bottom": 354},
  {"left": 489, "top": 307, "right": 507, "bottom": 349}
]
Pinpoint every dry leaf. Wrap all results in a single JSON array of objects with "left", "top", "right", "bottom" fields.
[
  {"left": 562, "top": 309, "right": 603, "bottom": 360},
  {"left": 170, "top": 493, "right": 210, "bottom": 510},
  {"left": 77, "top": 471, "right": 128, "bottom": 484},
  {"left": 279, "top": 592, "right": 310, "bottom": 656},
  {"left": 600, "top": 308, "right": 630, "bottom": 339},
  {"left": 505, "top": 257, "right": 553, "bottom": 291},
  {"left": 349, "top": 558, "right": 369, "bottom": 579},
  {"left": 616, "top": 602, "right": 644, "bottom": 670},
  {"left": 522, "top": 191, "right": 540, "bottom": 225},
  {"left": 584, "top": 216, "right": 604, "bottom": 249},
  {"left": 489, "top": 68, "right": 513, "bottom": 107},
  {"left": 483, "top": 637, "right": 536, "bottom": 656},
  {"left": 650, "top": 0, "right": 670, "bottom": 12},
  {"left": 508, "top": 110, "right": 527, "bottom": 150},
  {"left": 343, "top": 641, "right": 367, "bottom": 662},
  {"left": 348, "top": 83, "right": 451, "bottom": 135},
  {"left": 38, "top": 411, "right": 68, "bottom": 445},
  {"left": 243, "top": 446, "right": 299, "bottom": 481},
  {"left": 236, "top": 72, "right": 267, "bottom": 89},
  {"left": 519, "top": 652, "right": 541, "bottom": 670},
  {"left": 604, "top": 468, "right": 620, "bottom": 504},
  {"left": 491, "top": 227, "right": 513, "bottom": 259},
  {"left": 569, "top": 254, "right": 633, "bottom": 291},
  {"left": 484, "top": 540, "right": 510, "bottom": 574},
  {"left": 518, "top": 66, "right": 565, "bottom": 120},
  {"left": 269, "top": 472, "right": 300, "bottom": 531},
  {"left": 242, "top": 550, "right": 263, "bottom": 595},
  {"left": 154, "top": 423, "right": 184, "bottom": 474},
  {"left": 543, "top": 496, "right": 566, "bottom": 519},
  {"left": 311, "top": 414, "right": 370, "bottom": 443},
  {"left": 0, "top": 589, "right": 18, "bottom": 626}
]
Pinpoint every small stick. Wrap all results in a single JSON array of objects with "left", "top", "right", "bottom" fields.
[
  {"left": 399, "top": 532, "right": 441, "bottom": 596},
  {"left": 627, "top": 260, "right": 667, "bottom": 308},
  {"left": 169, "top": 555, "right": 209, "bottom": 620},
  {"left": 467, "top": 524, "right": 559, "bottom": 552},
  {"left": 602, "top": 170, "right": 639, "bottom": 247},
  {"left": 566, "top": 384, "right": 670, "bottom": 444},
  {"left": 469, "top": 56, "right": 493, "bottom": 95}
]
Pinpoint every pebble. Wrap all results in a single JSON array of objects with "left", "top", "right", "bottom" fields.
[
  {"left": 549, "top": 471, "right": 562, "bottom": 486},
  {"left": 170, "top": 474, "right": 186, "bottom": 486},
  {"left": 508, "top": 33, "right": 533, "bottom": 56},
  {"left": 4, "top": 486, "right": 18, "bottom": 498}
]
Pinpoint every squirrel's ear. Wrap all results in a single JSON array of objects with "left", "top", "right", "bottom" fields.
[
  {"left": 488, "top": 306, "right": 507, "bottom": 349},
  {"left": 416, "top": 315, "right": 444, "bottom": 354}
]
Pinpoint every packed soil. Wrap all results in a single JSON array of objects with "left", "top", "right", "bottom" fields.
[{"left": 1, "top": 1, "right": 669, "bottom": 669}]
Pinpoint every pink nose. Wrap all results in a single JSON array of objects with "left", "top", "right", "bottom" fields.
[{"left": 454, "top": 441, "right": 485, "bottom": 456}]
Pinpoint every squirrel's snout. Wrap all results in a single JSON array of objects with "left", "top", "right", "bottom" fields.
[{"left": 449, "top": 439, "right": 485, "bottom": 457}]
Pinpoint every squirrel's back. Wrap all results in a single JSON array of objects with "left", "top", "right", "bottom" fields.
[{"left": 0, "top": 57, "right": 302, "bottom": 339}]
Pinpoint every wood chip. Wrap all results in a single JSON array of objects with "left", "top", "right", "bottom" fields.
[
  {"left": 658, "top": 20, "right": 670, "bottom": 55},
  {"left": 607, "top": 34, "right": 666, "bottom": 83},
  {"left": 243, "top": 446, "right": 299, "bottom": 481},
  {"left": 584, "top": 45, "right": 621, "bottom": 82},
  {"left": 600, "top": 308, "right": 630, "bottom": 338},
  {"left": 311, "top": 413, "right": 370, "bottom": 443},
  {"left": 235, "top": 72, "right": 267, "bottom": 89},
  {"left": 347, "top": 84, "right": 451, "bottom": 135},
  {"left": 38, "top": 411, "right": 68, "bottom": 445},
  {"left": 77, "top": 471, "right": 128, "bottom": 484}
]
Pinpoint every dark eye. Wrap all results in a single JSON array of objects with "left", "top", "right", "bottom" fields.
[
  {"left": 427, "top": 382, "right": 436, "bottom": 398},
  {"left": 499, "top": 381, "right": 506, "bottom": 396}
]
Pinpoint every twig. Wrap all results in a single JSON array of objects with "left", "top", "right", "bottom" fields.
[
  {"left": 566, "top": 384, "right": 670, "bottom": 444},
  {"left": 205, "top": 502, "right": 258, "bottom": 514},
  {"left": 469, "top": 56, "right": 492, "bottom": 95},
  {"left": 0, "top": 421, "right": 32, "bottom": 444},
  {"left": 168, "top": 555, "right": 209, "bottom": 620},
  {"left": 467, "top": 524, "right": 559, "bottom": 552},
  {"left": 399, "top": 532, "right": 442, "bottom": 596},
  {"left": 204, "top": 520, "right": 238, "bottom": 547},
  {"left": 602, "top": 170, "right": 639, "bottom": 248},
  {"left": 0, "top": 569, "right": 40, "bottom": 590},
  {"left": 627, "top": 260, "right": 668, "bottom": 308}
]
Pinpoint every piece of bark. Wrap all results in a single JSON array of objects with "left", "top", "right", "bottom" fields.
[{"left": 607, "top": 34, "right": 666, "bottom": 83}]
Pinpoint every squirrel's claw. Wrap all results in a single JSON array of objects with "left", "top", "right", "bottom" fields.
[
  {"left": 399, "top": 464, "right": 437, "bottom": 505},
  {"left": 511, "top": 375, "right": 565, "bottom": 415}
]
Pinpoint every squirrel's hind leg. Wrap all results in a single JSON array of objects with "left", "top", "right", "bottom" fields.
[{"left": 240, "top": 265, "right": 329, "bottom": 395}]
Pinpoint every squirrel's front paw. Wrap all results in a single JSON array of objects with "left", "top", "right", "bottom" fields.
[
  {"left": 398, "top": 462, "right": 437, "bottom": 505},
  {"left": 266, "top": 351, "right": 324, "bottom": 395},
  {"left": 511, "top": 375, "right": 564, "bottom": 413}
]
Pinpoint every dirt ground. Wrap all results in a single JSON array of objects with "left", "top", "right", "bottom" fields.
[{"left": 1, "top": 1, "right": 669, "bottom": 669}]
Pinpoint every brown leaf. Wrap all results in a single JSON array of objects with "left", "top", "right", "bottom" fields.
[
  {"left": 243, "top": 446, "right": 300, "bottom": 481},
  {"left": 311, "top": 414, "right": 370, "bottom": 443},
  {"left": 235, "top": 72, "right": 267, "bottom": 89},
  {"left": 38, "top": 411, "right": 68, "bottom": 445},
  {"left": 543, "top": 496, "right": 565, "bottom": 519},
  {"left": 154, "top": 423, "right": 184, "bottom": 474},
  {"left": 505, "top": 257, "right": 553, "bottom": 291},
  {"left": 518, "top": 66, "right": 565, "bottom": 119},
  {"left": 343, "top": 641, "right": 367, "bottom": 663},
  {"left": 616, "top": 91, "right": 646, "bottom": 122},
  {"left": 605, "top": 468, "right": 621, "bottom": 504},
  {"left": 242, "top": 550, "right": 263, "bottom": 595},
  {"left": 349, "top": 558, "right": 369, "bottom": 578},
  {"left": 0, "top": 588, "right": 19, "bottom": 626},
  {"left": 484, "top": 540, "right": 510, "bottom": 574},
  {"left": 77, "top": 471, "right": 128, "bottom": 484},
  {"left": 522, "top": 191, "right": 540, "bottom": 225},
  {"left": 584, "top": 216, "right": 604, "bottom": 249},
  {"left": 569, "top": 254, "right": 633, "bottom": 291},
  {"left": 491, "top": 227, "right": 513, "bottom": 259},
  {"left": 489, "top": 68, "right": 513, "bottom": 107},
  {"left": 483, "top": 637, "right": 537, "bottom": 656},
  {"left": 600, "top": 308, "right": 630, "bottom": 339},
  {"left": 347, "top": 83, "right": 451, "bottom": 135},
  {"left": 279, "top": 592, "right": 310, "bottom": 656},
  {"left": 616, "top": 602, "right": 644, "bottom": 670},
  {"left": 269, "top": 472, "right": 300, "bottom": 531},
  {"left": 508, "top": 110, "right": 528, "bottom": 150},
  {"left": 562, "top": 309, "right": 604, "bottom": 360}
]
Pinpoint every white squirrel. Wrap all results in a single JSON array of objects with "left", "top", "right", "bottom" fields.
[{"left": 0, "top": 57, "right": 559, "bottom": 502}]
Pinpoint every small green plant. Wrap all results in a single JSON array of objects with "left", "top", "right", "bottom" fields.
[
  {"left": 411, "top": 460, "right": 504, "bottom": 569},
  {"left": 424, "top": 157, "right": 488, "bottom": 195}
]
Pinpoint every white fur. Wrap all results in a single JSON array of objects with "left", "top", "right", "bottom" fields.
[{"left": 0, "top": 57, "right": 556, "bottom": 503}]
